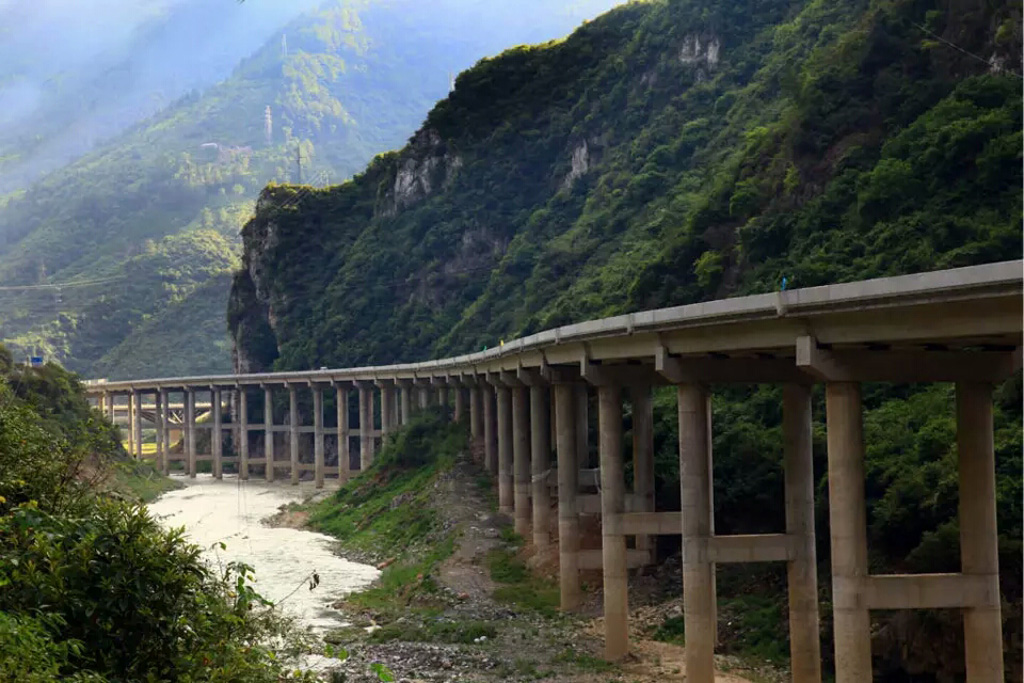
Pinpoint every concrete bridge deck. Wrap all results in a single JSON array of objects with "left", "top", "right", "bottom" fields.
[{"left": 84, "top": 260, "right": 1023, "bottom": 683}]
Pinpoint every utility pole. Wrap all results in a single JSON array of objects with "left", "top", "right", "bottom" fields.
[
  {"left": 296, "top": 145, "right": 304, "bottom": 185},
  {"left": 264, "top": 106, "right": 273, "bottom": 147}
]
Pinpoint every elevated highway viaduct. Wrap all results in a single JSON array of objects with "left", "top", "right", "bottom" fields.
[{"left": 86, "top": 260, "right": 1022, "bottom": 682}]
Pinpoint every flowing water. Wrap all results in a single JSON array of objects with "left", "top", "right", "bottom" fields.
[{"left": 148, "top": 475, "right": 379, "bottom": 632}]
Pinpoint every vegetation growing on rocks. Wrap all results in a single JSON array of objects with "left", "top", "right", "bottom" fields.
[{"left": 0, "top": 346, "right": 320, "bottom": 682}]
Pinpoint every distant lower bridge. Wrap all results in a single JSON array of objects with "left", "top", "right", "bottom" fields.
[{"left": 85, "top": 260, "right": 1022, "bottom": 683}]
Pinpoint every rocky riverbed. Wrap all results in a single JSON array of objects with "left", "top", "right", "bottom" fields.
[
  {"left": 148, "top": 475, "right": 379, "bottom": 631},
  {"left": 148, "top": 470, "right": 773, "bottom": 682}
]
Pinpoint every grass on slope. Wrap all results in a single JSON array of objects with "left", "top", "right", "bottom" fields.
[
  {"left": 307, "top": 409, "right": 465, "bottom": 613},
  {"left": 107, "top": 458, "right": 182, "bottom": 503},
  {"left": 487, "top": 530, "right": 561, "bottom": 617}
]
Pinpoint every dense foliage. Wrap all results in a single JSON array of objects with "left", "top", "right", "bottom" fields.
[
  {"left": 232, "top": 0, "right": 1022, "bottom": 676},
  {"left": 0, "top": 0, "right": 619, "bottom": 380},
  {"left": 0, "top": 348, "right": 317, "bottom": 681},
  {"left": 234, "top": 0, "right": 1020, "bottom": 370}
]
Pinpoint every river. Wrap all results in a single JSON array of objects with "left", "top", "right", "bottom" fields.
[{"left": 148, "top": 475, "right": 380, "bottom": 632}]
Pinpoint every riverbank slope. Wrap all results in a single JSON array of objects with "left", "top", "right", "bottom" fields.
[{"left": 301, "top": 411, "right": 774, "bottom": 682}]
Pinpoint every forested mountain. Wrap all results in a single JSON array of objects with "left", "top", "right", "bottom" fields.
[
  {"left": 0, "top": 0, "right": 622, "bottom": 378},
  {"left": 232, "top": 0, "right": 1020, "bottom": 370},
  {"left": 0, "top": 0, "right": 324, "bottom": 192},
  {"left": 229, "top": 0, "right": 1022, "bottom": 676}
]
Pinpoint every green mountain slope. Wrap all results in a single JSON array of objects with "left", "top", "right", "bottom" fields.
[
  {"left": 228, "top": 0, "right": 1022, "bottom": 676},
  {"left": 231, "top": 0, "right": 1020, "bottom": 370},
  {"left": 0, "top": 0, "right": 622, "bottom": 379}
]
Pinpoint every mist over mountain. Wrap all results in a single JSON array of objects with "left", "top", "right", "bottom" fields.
[
  {"left": 0, "top": 0, "right": 624, "bottom": 377},
  {"left": 0, "top": 0, "right": 327, "bottom": 191}
]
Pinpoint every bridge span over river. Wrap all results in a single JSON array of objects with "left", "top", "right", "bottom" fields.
[{"left": 86, "top": 260, "right": 1022, "bottom": 683}]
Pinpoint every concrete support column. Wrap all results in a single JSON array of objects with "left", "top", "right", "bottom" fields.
[
  {"left": 599, "top": 384, "right": 628, "bottom": 660},
  {"left": 436, "top": 384, "right": 448, "bottom": 419},
  {"left": 679, "top": 383, "right": 714, "bottom": 683},
  {"left": 496, "top": 384, "right": 514, "bottom": 515},
  {"left": 379, "top": 382, "right": 396, "bottom": 439},
  {"left": 783, "top": 384, "right": 822, "bottom": 682},
  {"left": 337, "top": 384, "right": 351, "bottom": 482},
  {"left": 483, "top": 385, "right": 498, "bottom": 474},
  {"left": 358, "top": 383, "right": 374, "bottom": 470},
  {"left": 530, "top": 384, "right": 551, "bottom": 551},
  {"left": 825, "top": 382, "right": 871, "bottom": 682},
  {"left": 370, "top": 388, "right": 378, "bottom": 453},
  {"left": 575, "top": 384, "right": 589, "bottom": 467},
  {"left": 418, "top": 384, "right": 430, "bottom": 410},
  {"left": 264, "top": 386, "right": 275, "bottom": 482},
  {"left": 470, "top": 385, "right": 484, "bottom": 445},
  {"left": 131, "top": 389, "right": 143, "bottom": 459},
  {"left": 108, "top": 394, "right": 116, "bottom": 424},
  {"left": 631, "top": 386, "right": 655, "bottom": 557},
  {"left": 159, "top": 389, "right": 170, "bottom": 475},
  {"left": 399, "top": 382, "right": 413, "bottom": 426},
  {"left": 124, "top": 393, "right": 132, "bottom": 455},
  {"left": 186, "top": 389, "right": 197, "bottom": 478},
  {"left": 239, "top": 388, "right": 250, "bottom": 480},
  {"left": 153, "top": 391, "right": 164, "bottom": 472},
  {"left": 289, "top": 385, "right": 300, "bottom": 485},
  {"left": 227, "top": 390, "right": 237, "bottom": 462},
  {"left": 957, "top": 382, "right": 1004, "bottom": 682},
  {"left": 212, "top": 388, "right": 223, "bottom": 479},
  {"left": 454, "top": 386, "right": 467, "bottom": 423},
  {"left": 391, "top": 387, "right": 399, "bottom": 430},
  {"left": 555, "top": 382, "right": 581, "bottom": 610},
  {"left": 512, "top": 385, "right": 531, "bottom": 535},
  {"left": 313, "top": 386, "right": 325, "bottom": 488}
]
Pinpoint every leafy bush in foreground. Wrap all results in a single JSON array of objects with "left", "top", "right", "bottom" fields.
[{"left": 0, "top": 353, "right": 317, "bottom": 682}]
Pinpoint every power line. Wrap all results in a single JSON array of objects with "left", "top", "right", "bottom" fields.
[
  {"left": 0, "top": 275, "right": 125, "bottom": 292},
  {"left": 910, "top": 21, "right": 1024, "bottom": 80}
]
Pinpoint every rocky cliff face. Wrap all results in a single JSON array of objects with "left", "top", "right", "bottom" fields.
[
  {"left": 228, "top": 189, "right": 299, "bottom": 373},
  {"left": 378, "top": 128, "right": 463, "bottom": 218}
]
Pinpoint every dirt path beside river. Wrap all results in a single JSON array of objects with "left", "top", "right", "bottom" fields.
[{"left": 320, "top": 453, "right": 766, "bottom": 683}]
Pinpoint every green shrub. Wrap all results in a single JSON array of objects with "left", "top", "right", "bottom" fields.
[{"left": 0, "top": 352, "right": 317, "bottom": 682}]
